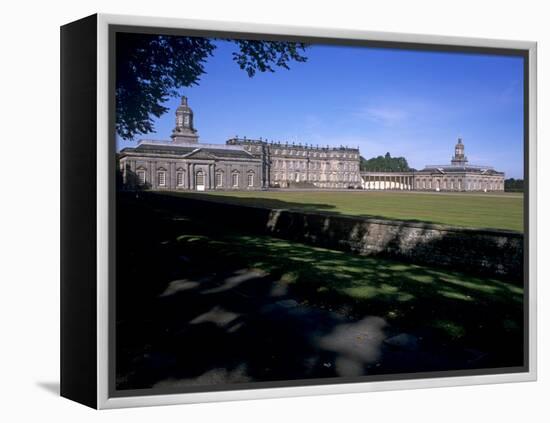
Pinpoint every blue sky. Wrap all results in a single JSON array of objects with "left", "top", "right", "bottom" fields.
[{"left": 117, "top": 39, "right": 525, "bottom": 178}]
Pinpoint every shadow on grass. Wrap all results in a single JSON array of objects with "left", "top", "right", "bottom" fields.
[{"left": 115, "top": 195, "right": 524, "bottom": 391}]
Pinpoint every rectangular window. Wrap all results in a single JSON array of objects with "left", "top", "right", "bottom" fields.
[
  {"left": 247, "top": 173, "right": 254, "bottom": 187},
  {"left": 216, "top": 172, "right": 223, "bottom": 187},
  {"left": 232, "top": 173, "right": 239, "bottom": 187},
  {"left": 157, "top": 171, "right": 166, "bottom": 187},
  {"left": 176, "top": 172, "right": 184, "bottom": 187},
  {"left": 137, "top": 170, "right": 146, "bottom": 185}
]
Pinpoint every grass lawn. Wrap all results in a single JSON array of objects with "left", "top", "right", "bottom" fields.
[{"left": 168, "top": 190, "right": 524, "bottom": 232}]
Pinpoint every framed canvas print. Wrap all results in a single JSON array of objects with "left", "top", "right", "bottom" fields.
[{"left": 60, "top": 13, "right": 537, "bottom": 409}]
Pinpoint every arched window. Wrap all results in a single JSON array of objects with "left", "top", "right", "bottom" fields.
[{"left": 247, "top": 172, "right": 254, "bottom": 187}]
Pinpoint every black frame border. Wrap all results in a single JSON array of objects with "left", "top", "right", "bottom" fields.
[{"left": 60, "top": 13, "right": 99, "bottom": 409}]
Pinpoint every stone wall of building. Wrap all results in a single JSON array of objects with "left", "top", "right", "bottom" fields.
[
  {"left": 413, "top": 172, "right": 505, "bottom": 192},
  {"left": 227, "top": 138, "right": 362, "bottom": 189},
  {"left": 145, "top": 193, "right": 523, "bottom": 281},
  {"left": 120, "top": 156, "right": 263, "bottom": 191}
]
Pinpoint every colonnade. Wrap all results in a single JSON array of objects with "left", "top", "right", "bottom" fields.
[{"left": 361, "top": 172, "right": 415, "bottom": 190}]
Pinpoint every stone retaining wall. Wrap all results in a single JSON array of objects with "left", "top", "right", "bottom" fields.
[{"left": 145, "top": 193, "right": 524, "bottom": 281}]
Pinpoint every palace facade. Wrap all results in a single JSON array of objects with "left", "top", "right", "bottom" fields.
[
  {"left": 361, "top": 138, "right": 505, "bottom": 192},
  {"left": 119, "top": 96, "right": 504, "bottom": 192},
  {"left": 227, "top": 138, "right": 361, "bottom": 189}
]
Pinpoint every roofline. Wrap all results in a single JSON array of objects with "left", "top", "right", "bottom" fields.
[
  {"left": 227, "top": 137, "right": 360, "bottom": 151},
  {"left": 138, "top": 139, "right": 246, "bottom": 151}
]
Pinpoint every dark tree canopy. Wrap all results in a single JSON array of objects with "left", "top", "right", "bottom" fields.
[
  {"left": 360, "top": 152, "right": 411, "bottom": 172},
  {"left": 504, "top": 178, "right": 524, "bottom": 192},
  {"left": 231, "top": 39, "right": 308, "bottom": 77},
  {"left": 116, "top": 33, "right": 308, "bottom": 140}
]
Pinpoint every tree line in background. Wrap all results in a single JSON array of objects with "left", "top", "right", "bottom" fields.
[
  {"left": 360, "top": 152, "right": 412, "bottom": 172},
  {"left": 504, "top": 178, "right": 524, "bottom": 192}
]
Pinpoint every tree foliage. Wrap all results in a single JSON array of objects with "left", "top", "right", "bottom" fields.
[
  {"left": 504, "top": 178, "right": 524, "bottom": 192},
  {"left": 360, "top": 152, "right": 411, "bottom": 172},
  {"left": 231, "top": 39, "right": 308, "bottom": 77},
  {"left": 116, "top": 33, "right": 307, "bottom": 140}
]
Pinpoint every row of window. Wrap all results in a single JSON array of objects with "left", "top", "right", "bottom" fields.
[
  {"left": 273, "top": 172, "right": 358, "bottom": 182},
  {"left": 272, "top": 160, "right": 359, "bottom": 171},
  {"left": 272, "top": 149, "right": 358, "bottom": 159},
  {"left": 415, "top": 179, "right": 503, "bottom": 190},
  {"left": 137, "top": 170, "right": 254, "bottom": 188}
]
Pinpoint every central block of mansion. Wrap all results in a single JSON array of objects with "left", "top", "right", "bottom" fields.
[{"left": 119, "top": 96, "right": 504, "bottom": 192}]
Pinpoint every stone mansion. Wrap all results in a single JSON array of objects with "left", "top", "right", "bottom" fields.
[
  {"left": 119, "top": 96, "right": 361, "bottom": 191},
  {"left": 119, "top": 96, "right": 504, "bottom": 192}
]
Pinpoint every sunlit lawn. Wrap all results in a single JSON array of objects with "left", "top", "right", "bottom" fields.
[{"left": 169, "top": 190, "right": 524, "bottom": 232}]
